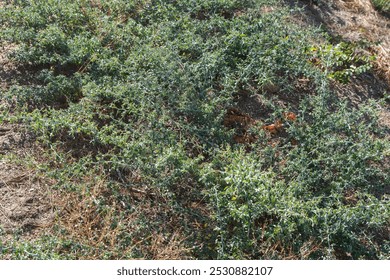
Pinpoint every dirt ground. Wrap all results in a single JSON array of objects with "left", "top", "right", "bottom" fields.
[{"left": 0, "top": 123, "right": 56, "bottom": 243}]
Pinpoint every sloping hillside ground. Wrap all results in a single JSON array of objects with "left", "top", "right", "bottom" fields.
[
  {"left": 289, "top": 0, "right": 390, "bottom": 189},
  {"left": 0, "top": 0, "right": 389, "bottom": 259}
]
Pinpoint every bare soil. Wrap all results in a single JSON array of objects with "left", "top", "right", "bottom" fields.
[{"left": 0, "top": 123, "right": 55, "bottom": 244}]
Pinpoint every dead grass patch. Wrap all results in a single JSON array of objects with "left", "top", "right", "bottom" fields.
[{"left": 49, "top": 176, "right": 196, "bottom": 259}]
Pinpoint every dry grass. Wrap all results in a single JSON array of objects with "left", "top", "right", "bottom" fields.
[
  {"left": 147, "top": 232, "right": 192, "bottom": 260},
  {"left": 259, "top": 238, "right": 323, "bottom": 259},
  {"left": 337, "top": 0, "right": 373, "bottom": 12},
  {"left": 49, "top": 175, "right": 194, "bottom": 259},
  {"left": 52, "top": 181, "right": 124, "bottom": 259},
  {"left": 373, "top": 43, "right": 390, "bottom": 84}
]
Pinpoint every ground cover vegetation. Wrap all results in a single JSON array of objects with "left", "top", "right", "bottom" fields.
[
  {"left": 372, "top": 0, "right": 390, "bottom": 14},
  {"left": 0, "top": 0, "right": 389, "bottom": 259}
]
